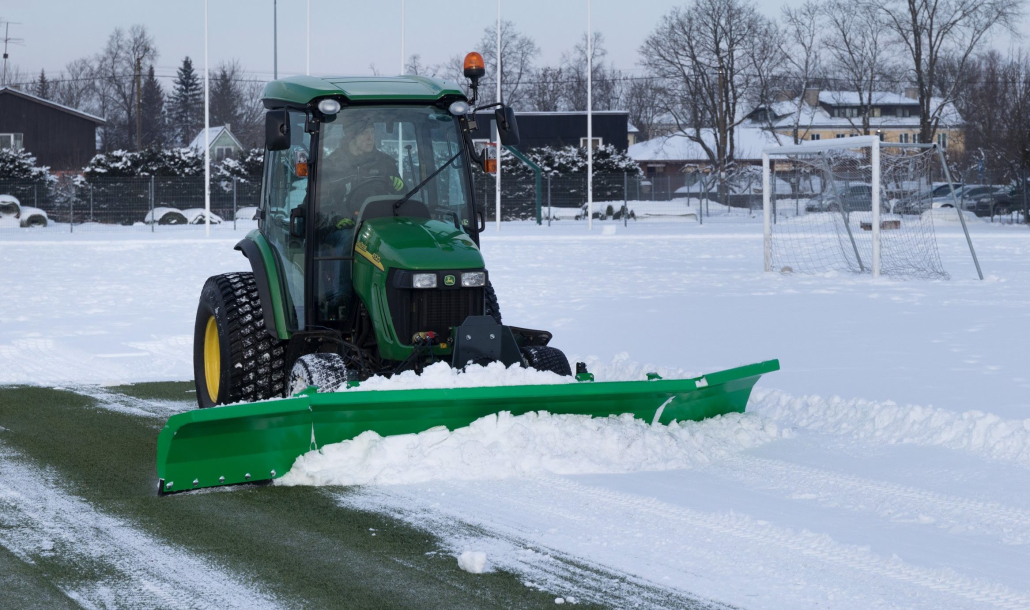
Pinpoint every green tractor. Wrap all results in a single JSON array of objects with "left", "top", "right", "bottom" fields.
[
  {"left": 194, "top": 57, "right": 564, "bottom": 408},
  {"left": 157, "top": 54, "right": 778, "bottom": 494}
]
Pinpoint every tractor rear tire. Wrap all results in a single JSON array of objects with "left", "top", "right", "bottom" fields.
[
  {"left": 193, "top": 272, "right": 287, "bottom": 408},
  {"left": 485, "top": 280, "right": 502, "bottom": 324},
  {"left": 521, "top": 345, "right": 572, "bottom": 377},
  {"left": 289, "top": 353, "right": 352, "bottom": 395}
]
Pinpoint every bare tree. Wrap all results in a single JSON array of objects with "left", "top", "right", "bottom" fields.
[
  {"left": 404, "top": 54, "right": 441, "bottom": 77},
  {"left": 872, "top": 0, "right": 1025, "bottom": 145},
  {"left": 640, "top": 0, "right": 773, "bottom": 190},
  {"left": 479, "top": 20, "right": 539, "bottom": 108},
  {"left": 563, "top": 32, "right": 624, "bottom": 111},
  {"left": 93, "top": 25, "right": 158, "bottom": 150},
  {"left": 54, "top": 58, "right": 95, "bottom": 112},
  {"left": 524, "top": 66, "right": 566, "bottom": 112},
  {"left": 821, "top": 0, "right": 900, "bottom": 137},
  {"left": 759, "top": 1, "right": 822, "bottom": 144},
  {"left": 624, "top": 76, "right": 667, "bottom": 141}
]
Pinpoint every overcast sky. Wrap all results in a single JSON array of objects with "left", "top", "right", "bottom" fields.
[{"left": 1, "top": 0, "right": 1025, "bottom": 89}]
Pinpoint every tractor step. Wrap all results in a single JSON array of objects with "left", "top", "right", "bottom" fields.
[{"left": 157, "top": 359, "right": 779, "bottom": 493}]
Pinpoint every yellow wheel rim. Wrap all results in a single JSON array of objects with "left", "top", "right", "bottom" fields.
[{"left": 203, "top": 315, "right": 221, "bottom": 403}]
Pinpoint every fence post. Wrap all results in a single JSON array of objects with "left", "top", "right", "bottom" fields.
[
  {"left": 547, "top": 175, "right": 552, "bottom": 227},
  {"left": 70, "top": 185, "right": 74, "bottom": 233},
  {"left": 150, "top": 175, "right": 155, "bottom": 233},
  {"left": 623, "top": 172, "right": 628, "bottom": 227},
  {"left": 34, "top": 184, "right": 38, "bottom": 207},
  {"left": 89, "top": 184, "right": 93, "bottom": 224},
  {"left": 233, "top": 177, "right": 238, "bottom": 231}
]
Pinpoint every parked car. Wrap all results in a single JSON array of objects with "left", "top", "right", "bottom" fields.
[
  {"left": 0, "top": 194, "right": 49, "bottom": 227},
  {"left": 929, "top": 184, "right": 1002, "bottom": 209},
  {"left": 970, "top": 184, "right": 1028, "bottom": 217},
  {"left": 804, "top": 183, "right": 882, "bottom": 213}
]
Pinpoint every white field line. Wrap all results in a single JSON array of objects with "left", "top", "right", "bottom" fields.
[
  {"left": 343, "top": 475, "right": 1030, "bottom": 610},
  {"left": 0, "top": 443, "right": 282, "bottom": 610},
  {"left": 68, "top": 385, "right": 194, "bottom": 418}
]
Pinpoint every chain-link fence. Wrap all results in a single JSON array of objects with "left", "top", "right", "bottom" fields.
[
  {"left": 471, "top": 171, "right": 766, "bottom": 225},
  {"left": 0, "top": 177, "right": 262, "bottom": 233}
]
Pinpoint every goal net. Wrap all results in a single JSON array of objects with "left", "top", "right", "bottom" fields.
[{"left": 762, "top": 136, "right": 954, "bottom": 279}]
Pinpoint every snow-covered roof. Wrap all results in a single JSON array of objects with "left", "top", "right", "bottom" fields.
[
  {"left": 754, "top": 92, "right": 962, "bottom": 130},
  {"left": 0, "top": 86, "right": 106, "bottom": 124},
  {"left": 189, "top": 126, "right": 243, "bottom": 151},
  {"left": 627, "top": 122, "right": 640, "bottom": 134},
  {"left": 629, "top": 126, "right": 780, "bottom": 163}
]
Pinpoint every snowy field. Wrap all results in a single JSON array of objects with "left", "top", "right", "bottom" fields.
[{"left": 2, "top": 220, "right": 1030, "bottom": 608}]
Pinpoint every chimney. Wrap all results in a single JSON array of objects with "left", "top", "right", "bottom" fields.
[
  {"left": 903, "top": 86, "right": 919, "bottom": 100},
  {"left": 225, "top": 124, "right": 231, "bottom": 133},
  {"left": 803, "top": 87, "right": 820, "bottom": 107}
]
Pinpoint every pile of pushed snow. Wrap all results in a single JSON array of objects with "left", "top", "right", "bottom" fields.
[
  {"left": 457, "top": 551, "right": 488, "bottom": 574},
  {"left": 278, "top": 409, "right": 784, "bottom": 487},
  {"left": 752, "top": 388, "right": 1030, "bottom": 464},
  {"left": 337, "top": 360, "right": 577, "bottom": 392}
]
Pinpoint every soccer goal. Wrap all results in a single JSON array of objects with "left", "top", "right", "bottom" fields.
[{"left": 762, "top": 135, "right": 982, "bottom": 280}]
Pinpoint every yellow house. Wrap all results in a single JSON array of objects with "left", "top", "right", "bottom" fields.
[{"left": 750, "top": 87, "right": 963, "bottom": 154}]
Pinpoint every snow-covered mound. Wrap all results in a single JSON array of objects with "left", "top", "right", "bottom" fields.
[
  {"left": 279, "top": 409, "right": 784, "bottom": 487},
  {"left": 752, "top": 388, "right": 1030, "bottom": 465}
]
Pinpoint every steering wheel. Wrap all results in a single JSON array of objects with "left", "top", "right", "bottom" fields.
[{"left": 346, "top": 177, "right": 403, "bottom": 211}]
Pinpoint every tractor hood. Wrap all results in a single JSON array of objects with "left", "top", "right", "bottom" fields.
[{"left": 356, "top": 217, "right": 484, "bottom": 271}]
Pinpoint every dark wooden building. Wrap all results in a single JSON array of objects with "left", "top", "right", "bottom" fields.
[
  {"left": 469, "top": 110, "right": 631, "bottom": 153},
  {"left": 0, "top": 86, "right": 105, "bottom": 171}
]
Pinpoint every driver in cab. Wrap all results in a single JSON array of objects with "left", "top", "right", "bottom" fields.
[{"left": 319, "top": 115, "right": 405, "bottom": 232}]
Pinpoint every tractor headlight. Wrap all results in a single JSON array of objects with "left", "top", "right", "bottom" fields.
[
  {"left": 461, "top": 271, "right": 486, "bottom": 287},
  {"left": 412, "top": 273, "right": 437, "bottom": 289}
]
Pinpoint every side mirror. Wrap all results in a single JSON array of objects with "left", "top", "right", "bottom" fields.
[
  {"left": 289, "top": 206, "right": 305, "bottom": 238},
  {"left": 495, "top": 107, "right": 520, "bottom": 146},
  {"left": 476, "top": 207, "right": 486, "bottom": 231},
  {"left": 266, "top": 109, "right": 290, "bottom": 151}
]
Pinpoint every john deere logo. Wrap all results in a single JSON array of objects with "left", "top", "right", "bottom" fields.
[{"left": 444, "top": 275, "right": 456, "bottom": 286}]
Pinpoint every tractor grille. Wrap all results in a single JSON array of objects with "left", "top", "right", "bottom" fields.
[{"left": 387, "top": 286, "right": 484, "bottom": 344}]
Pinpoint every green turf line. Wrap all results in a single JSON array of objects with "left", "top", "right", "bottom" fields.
[
  {"left": 0, "top": 385, "right": 603, "bottom": 609},
  {"left": 0, "top": 544, "right": 80, "bottom": 610}
]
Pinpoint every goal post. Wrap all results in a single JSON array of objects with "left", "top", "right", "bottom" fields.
[{"left": 762, "top": 135, "right": 981, "bottom": 280}]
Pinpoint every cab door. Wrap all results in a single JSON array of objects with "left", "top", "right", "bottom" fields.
[{"left": 262, "top": 110, "right": 311, "bottom": 330}]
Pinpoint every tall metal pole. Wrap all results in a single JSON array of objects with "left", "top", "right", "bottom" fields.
[
  {"left": 871, "top": 138, "right": 881, "bottom": 278},
  {"left": 273, "top": 0, "right": 278, "bottom": 80},
  {"left": 494, "top": 0, "right": 501, "bottom": 231},
  {"left": 204, "top": 0, "right": 211, "bottom": 237},
  {"left": 586, "top": 0, "right": 593, "bottom": 231},
  {"left": 306, "top": 0, "right": 310, "bottom": 75},
  {"left": 135, "top": 56, "right": 143, "bottom": 151},
  {"left": 398, "top": 0, "right": 404, "bottom": 177}
]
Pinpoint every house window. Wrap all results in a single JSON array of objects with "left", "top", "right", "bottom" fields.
[
  {"left": 810, "top": 133, "right": 821, "bottom": 141},
  {"left": 871, "top": 107, "right": 881, "bottom": 118},
  {"left": 0, "top": 133, "right": 24, "bottom": 150},
  {"left": 937, "top": 133, "right": 948, "bottom": 149},
  {"left": 899, "top": 133, "right": 910, "bottom": 143},
  {"left": 836, "top": 133, "right": 846, "bottom": 139},
  {"left": 214, "top": 146, "right": 235, "bottom": 161},
  {"left": 580, "top": 137, "right": 602, "bottom": 150}
]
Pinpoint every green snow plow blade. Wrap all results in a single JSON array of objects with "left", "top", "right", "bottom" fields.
[{"left": 157, "top": 359, "right": 779, "bottom": 493}]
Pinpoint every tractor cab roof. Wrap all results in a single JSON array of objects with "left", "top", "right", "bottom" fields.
[{"left": 262, "top": 75, "right": 466, "bottom": 107}]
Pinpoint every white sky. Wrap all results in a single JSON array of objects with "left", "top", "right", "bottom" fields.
[{"left": 1, "top": 0, "right": 1025, "bottom": 89}]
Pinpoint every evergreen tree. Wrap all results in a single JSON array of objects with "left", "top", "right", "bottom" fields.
[
  {"left": 170, "top": 57, "right": 202, "bottom": 146},
  {"left": 140, "top": 65, "right": 166, "bottom": 147},
  {"left": 34, "top": 69, "right": 52, "bottom": 100},
  {"left": 209, "top": 63, "right": 241, "bottom": 132}
]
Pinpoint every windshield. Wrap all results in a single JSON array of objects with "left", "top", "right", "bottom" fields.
[{"left": 314, "top": 105, "right": 472, "bottom": 241}]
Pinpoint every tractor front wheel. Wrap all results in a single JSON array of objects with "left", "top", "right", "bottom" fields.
[
  {"left": 193, "top": 272, "right": 287, "bottom": 407},
  {"left": 289, "top": 353, "right": 352, "bottom": 396},
  {"left": 521, "top": 345, "right": 572, "bottom": 377}
]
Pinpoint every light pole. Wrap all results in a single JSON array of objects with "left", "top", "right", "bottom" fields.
[
  {"left": 204, "top": 0, "right": 210, "bottom": 236},
  {"left": 495, "top": 0, "right": 502, "bottom": 231},
  {"left": 273, "top": 0, "right": 278, "bottom": 79},
  {"left": 306, "top": 0, "right": 310, "bottom": 75},
  {"left": 586, "top": 0, "right": 592, "bottom": 231}
]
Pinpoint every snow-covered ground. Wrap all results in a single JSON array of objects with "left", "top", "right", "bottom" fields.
[{"left": 2, "top": 220, "right": 1029, "bottom": 608}]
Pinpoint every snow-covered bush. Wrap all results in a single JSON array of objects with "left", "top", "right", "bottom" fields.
[{"left": 0, "top": 148, "right": 55, "bottom": 184}]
